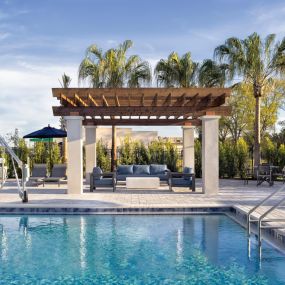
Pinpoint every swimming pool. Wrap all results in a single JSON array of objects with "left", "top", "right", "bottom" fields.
[{"left": 0, "top": 214, "right": 284, "bottom": 284}]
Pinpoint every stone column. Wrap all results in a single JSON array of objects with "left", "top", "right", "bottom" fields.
[
  {"left": 201, "top": 115, "right": 220, "bottom": 195},
  {"left": 85, "top": 126, "right": 97, "bottom": 184},
  {"left": 182, "top": 126, "right": 195, "bottom": 170},
  {"left": 65, "top": 116, "right": 83, "bottom": 194}
]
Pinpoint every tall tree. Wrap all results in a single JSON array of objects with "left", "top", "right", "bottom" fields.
[
  {"left": 155, "top": 52, "right": 198, "bottom": 87},
  {"left": 78, "top": 40, "right": 152, "bottom": 170},
  {"left": 58, "top": 73, "right": 71, "bottom": 162},
  {"left": 215, "top": 33, "right": 285, "bottom": 166},
  {"left": 198, "top": 59, "right": 227, "bottom": 87}
]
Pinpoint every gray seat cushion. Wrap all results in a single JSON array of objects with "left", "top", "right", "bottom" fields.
[
  {"left": 133, "top": 165, "right": 150, "bottom": 175},
  {"left": 93, "top": 167, "right": 103, "bottom": 180},
  {"left": 117, "top": 165, "right": 134, "bottom": 175},
  {"left": 183, "top": 167, "right": 193, "bottom": 181},
  {"left": 94, "top": 178, "right": 113, "bottom": 186},
  {"left": 171, "top": 178, "right": 192, "bottom": 187},
  {"left": 150, "top": 164, "right": 167, "bottom": 175},
  {"left": 116, "top": 174, "right": 128, "bottom": 181}
]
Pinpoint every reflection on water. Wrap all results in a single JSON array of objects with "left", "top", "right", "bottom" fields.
[{"left": 0, "top": 215, "right": 284, "bottom": 284}]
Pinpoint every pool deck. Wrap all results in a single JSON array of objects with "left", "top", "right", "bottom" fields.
[
  {"left": 0, "top": 178, "right": 284, "bottom": 217},
  {"left": 1, "top": 178, "right": 285, "bottom": 250}
]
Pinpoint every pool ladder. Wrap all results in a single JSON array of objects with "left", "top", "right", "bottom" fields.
[
  {"left": 0, "top": 135, "right": 28, "bottom": 202},
  {"left": 247, "top": 183, "right": 285, "bottom": 245}
]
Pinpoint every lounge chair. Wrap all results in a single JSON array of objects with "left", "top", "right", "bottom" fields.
[
  {"left": 90, "top": 167, "right": 116, "bottom": 192},
  {"left": 43, "top": 164, "right": 67, "bottom": 187},
  {"left": 168, "top": 167, "right": 196, "bottom": 192},
  {"left": 28, "top": 164, "right": 47, "bottom": 185}
]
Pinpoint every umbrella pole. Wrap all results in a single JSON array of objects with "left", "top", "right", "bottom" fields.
[{"left": 49, "top": 138, "right": 52, "bottom": 172}]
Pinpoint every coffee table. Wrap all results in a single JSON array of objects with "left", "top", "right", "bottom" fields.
[{"left": 126, "top": 177, "right": 160, "bottom": 189}]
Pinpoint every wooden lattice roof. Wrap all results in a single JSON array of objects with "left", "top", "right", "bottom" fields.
[{"left": 52, "top": 88, "right": 231, "bottom": 126}]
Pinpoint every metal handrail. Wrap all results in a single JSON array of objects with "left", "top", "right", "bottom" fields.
[
  {"left": 247, "top": 183, "right": 285, "bottom": 236},
  {"left": 257, "top": 196, "right": 285, "bottom": 245},
  {"left": 0, "top": 135, "right": 28, "bottom": 202}
]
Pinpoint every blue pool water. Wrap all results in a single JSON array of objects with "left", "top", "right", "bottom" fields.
[{"left": 0, "top": 214, "right": 285, "bottom": 284}]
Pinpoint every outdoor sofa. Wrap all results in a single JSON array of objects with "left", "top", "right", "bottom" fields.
[
  {"left": 90, "top": 164, "right": 169, "bottom": 192},
  {"left": 116, "top": 164, "right": 170, "bottom": 181}
]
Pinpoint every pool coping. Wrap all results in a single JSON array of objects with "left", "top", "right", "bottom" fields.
[{"left": 0, "top": 206, "right": 231, "bottom": 214}]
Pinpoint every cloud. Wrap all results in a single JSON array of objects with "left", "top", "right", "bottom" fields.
[
  {"left": 248, "top": 3, "right": 285, "bottom": 35},
  {"left": 0, "top": 58, "right": 78, "bottom": 137},
  {"left": 0, "top": 32, "right": 10, "bottom": 40}
]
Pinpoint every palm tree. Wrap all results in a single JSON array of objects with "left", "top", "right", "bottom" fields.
[
  {"left": 79, "top": 40, "right": 152, "bottom": 170},
  {"left": 59, "top": 73, "right": 72, "bottom": 163},
  {"left": 59, "top": 73, "right": 72, "bottom": 88},
  {"left": 215, "top": 33, "right": 285, "bottom": 166},
  {"left": 79, "top": 40, "right": 151, "bottom": 88},
  {"left": 198, "top": 59, "right": 227, "bottom": 87},
  {"left": 155, "top": 52, "right": 198, "bottom": 87}
]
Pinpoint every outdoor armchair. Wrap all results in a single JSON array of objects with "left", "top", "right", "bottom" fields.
[
  {"left": 256, "top": 164, "right": 273, "bottom": 186},
  {"left": 43, "top": 164, "right": 67, "bottom": 187},
  {"left": 90, "top": 167, "right": 116, "bottom": 192},
  {"left": 272, "top": 166, "right": 285, "bottom": 183},
  {"left": 168, "top": 167, "right": 195, "bottom": 192},
  {"left": 28, "top": 164, "right": 47, "bottom": 186}
]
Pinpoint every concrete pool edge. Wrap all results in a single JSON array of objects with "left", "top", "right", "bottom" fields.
[{"left": 0, "top": 206, "right": 231, "bottom": 215}]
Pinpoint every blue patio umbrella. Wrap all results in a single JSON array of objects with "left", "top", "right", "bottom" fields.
[
  {"left": 23, "top": 125, "right": 67, "bottom": 166},
  {"left": 23, "top": 125, "right": 67, "bottom": 139}
]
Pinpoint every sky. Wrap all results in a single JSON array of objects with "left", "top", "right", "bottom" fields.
[{"left": 0, "top": 0, "right": 285, "bottom": 138}]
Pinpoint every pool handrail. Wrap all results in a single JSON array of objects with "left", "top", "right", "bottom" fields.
[{"left": 247, "top": 183, "right": 285, "bottom": 236}]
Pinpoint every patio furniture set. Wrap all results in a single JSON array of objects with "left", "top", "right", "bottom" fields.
[
  {"left": 29, "top": 164, "right": 67, "bottom": 187},
  {"left": 90, "top": 164, "right": 196, "bottom": 192},
  {"left": 244, "top": 164, "right": 285, "bottom": 186}
]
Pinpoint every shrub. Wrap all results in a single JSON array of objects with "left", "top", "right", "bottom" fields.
[
  {"left": 235, "top": 138, "right": 249, "bottom": 178},
  {"left": 194, "top": 139, "right": 202, "bottom": 178},
  {"left": 96, "top": 139, "right": 111, "bottom": 171}
]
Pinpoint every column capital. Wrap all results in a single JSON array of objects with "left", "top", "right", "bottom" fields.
[
  {"left": 64, "top": 116, "right": 83, "bottom": 121},
  {"left": 199, "top": 115, "right": 221, "bottom": 121},
  {"left": 84, "top": 125, "right": 97, "bottom": 129},
  {"left": 181, "top": 125, "right": 196, "bottom": 130}
]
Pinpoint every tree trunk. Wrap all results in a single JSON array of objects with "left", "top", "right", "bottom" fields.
[
  {"left": 254, "top": 96, "right": 261, "bottom": 167},
  {"left": 111, "top": 125, "right": 117, "bottom": 171}
]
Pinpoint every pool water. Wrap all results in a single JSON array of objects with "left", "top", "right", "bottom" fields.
[{"left": 0, "top": 214, "right": 285, "bottom": 284}]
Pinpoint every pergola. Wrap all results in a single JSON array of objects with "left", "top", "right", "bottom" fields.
[{"left": 52, "top": 87, "right": 231, "bottom": 194}]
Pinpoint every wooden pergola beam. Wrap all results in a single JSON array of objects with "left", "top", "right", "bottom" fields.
[
  {"left": 53, "top": 87, "right": 231, "bottom": 100},
  {"left": 102, "top": 94, "right": 109, "bottom": 106},
  {"left": 115, "top": 94, "right": 120, "bottom": 106},
  {"left": 53, "top": 105, "right": 231, "bottom": 117},
  {"left": 88, "top": 94, "right": 98, "bottom": 106},
  {"left": 83, "top": 118, "right": 202, "bottom": 126},
  {"left": 60, "top": 94, "right": 77, "bottom": 107},
  {"left": 163, "top": 93, "right": 171, "bottom": 106},
  {"left": 75, "top": 94, "right": 88, "bottom": 107}
]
